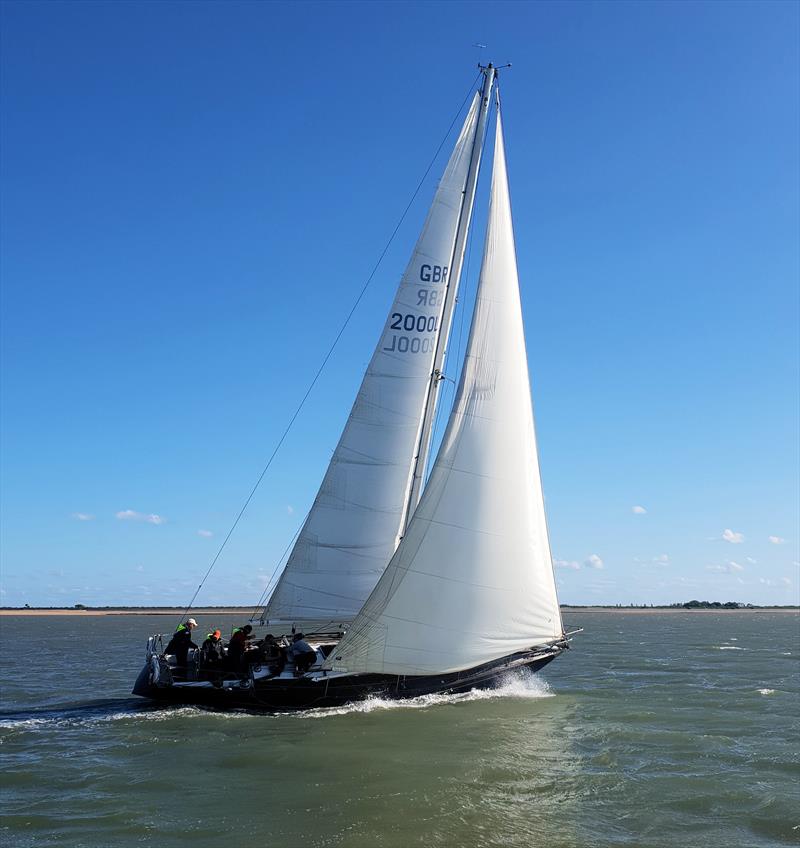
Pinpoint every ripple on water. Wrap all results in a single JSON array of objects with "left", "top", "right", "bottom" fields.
[
  {"left": 0, "top": 672, "right": 553, "bottom": 732},
  {"left": 2, "top": 611, "right": 798, "bottom": 848}
]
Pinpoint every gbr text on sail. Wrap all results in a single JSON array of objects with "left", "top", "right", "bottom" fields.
[{"left": 382, "top": 264, "right": 447, "bottom": 355}]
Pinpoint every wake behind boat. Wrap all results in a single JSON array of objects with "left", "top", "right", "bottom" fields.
[{"left": 133, "top": 64, "right": 573, "bottom": 712}]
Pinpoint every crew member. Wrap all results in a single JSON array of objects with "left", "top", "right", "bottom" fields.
[
  {"left": 164, "top": 618, "right": 198, "bottom": 667},
  {"left": 227, "top": 624, "right": 253, "bottom": 669},
  {"left": 249, "top": 633, "right": 285, "bottom": 674},
  {"left": 290, "top": 633, "right": 317, "bottom": 675},
  {"left": 200, "top": 629, "right": 224, "bottom": 669}
]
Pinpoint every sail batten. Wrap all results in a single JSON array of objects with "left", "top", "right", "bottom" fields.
[
  {"left": 323, "top": 107, "right": 563, "bottom": 675},
  {"left": 263, "top": 94, "right": 483, "bottom": 624}
]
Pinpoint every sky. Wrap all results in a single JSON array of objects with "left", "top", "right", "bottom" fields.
[{"left": 1, "top": 0, "right": 798, "bottom": 608}]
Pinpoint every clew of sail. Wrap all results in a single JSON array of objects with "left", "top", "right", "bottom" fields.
[
  {"left": 323, "top": 108, "right": 563, "bottom": 675},
  {"left": 263, "top": 94, "right": 482, "bottom": 624}
]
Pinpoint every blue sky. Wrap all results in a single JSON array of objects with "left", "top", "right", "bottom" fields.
[{"left": 1, "top": 0, "right": 797, "bottom": 607}]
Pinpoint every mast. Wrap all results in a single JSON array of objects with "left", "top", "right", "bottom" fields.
[{"left": 399, "top": 64, "right": 497, "bottom": 536}]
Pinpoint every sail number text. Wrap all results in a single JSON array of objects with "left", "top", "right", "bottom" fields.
[
  {"left": 382, "top": 332, "right": 436, "bottom": 354},
  {"left": 390, "top": 313, "right": 440, "bottom": 333},
  {"left": 383, "top": 313, "right": 439, "bottom": 355},
  {"left": 382, "top": 264, "right": 448, "bottom": 355}
]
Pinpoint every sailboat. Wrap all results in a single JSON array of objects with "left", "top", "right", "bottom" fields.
[{"left": 133, "top": 65, "right": 571, "bottom": 711}]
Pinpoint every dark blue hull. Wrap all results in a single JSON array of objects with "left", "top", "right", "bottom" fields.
[{"left": 132, "top": 647, "right": 563, "bottom": 712}]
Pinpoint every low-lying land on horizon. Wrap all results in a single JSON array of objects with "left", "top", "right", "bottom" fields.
[{"left": 1, "top": 604, "right": 797, "bottom": 616}]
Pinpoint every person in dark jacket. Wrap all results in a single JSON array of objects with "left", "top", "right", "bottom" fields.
[
  {"left": 200, "top": 629, "right": 224, "bottom": 670},
  {"left": 164, "top": 618, "right": 198, "bottom": 667},
  {"left": 249, "top": 633, "right": 285, "bottom": 675},
  {"left": 227, "top": 624, "right": 253, "bottom": 670}
]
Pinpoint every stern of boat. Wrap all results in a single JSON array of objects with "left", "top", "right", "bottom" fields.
[{"left": 132, "top": 634, "right": 173, "bottom": 697}]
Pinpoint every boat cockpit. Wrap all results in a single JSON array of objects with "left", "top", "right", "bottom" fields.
[{"left": 142, "top": 626, "right": 344, "bottom": 694}]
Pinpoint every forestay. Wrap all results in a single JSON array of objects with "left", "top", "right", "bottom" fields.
[
  {"left": 324, "top": 109, "right": 563, "bottom": 674},
  {"left": 263, "top": 95, "right": 481, "bottom": 624}
]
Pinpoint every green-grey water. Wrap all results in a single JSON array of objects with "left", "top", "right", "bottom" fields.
[{"left": 1, "top": 611, "right": 798, "bottom": 847}]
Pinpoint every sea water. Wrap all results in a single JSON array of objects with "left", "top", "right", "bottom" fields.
[{"left": 0, "top": 611, "right": 797, "bottom": 847}]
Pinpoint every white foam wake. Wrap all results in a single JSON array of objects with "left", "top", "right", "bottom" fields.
[
  {"left": 0, "top": 706, "right": 213, "bottom": 731},
  {"left": 297, "top": 672, "right": 554, "bottom": 719},
  {"left": 0, "top": 674, "right": 554, "bottom": 730}
]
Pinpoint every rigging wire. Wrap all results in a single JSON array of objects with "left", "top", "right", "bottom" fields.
[
  {"left": 176, "top": 72, "right": 483, "bottom": 626},
  {"left": 248, "top": 508, "right": 309, "bottom": 620}
]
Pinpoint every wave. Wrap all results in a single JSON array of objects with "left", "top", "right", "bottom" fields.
[
  {"left": 0, "top": 698, "right": 167, "bottom": 731},
  {"left": 0, "top": 703, "right": 252, "bottom": 731},
  {"left": 0, "top": 673, "right": 554, "bottom": 730},
  {"left": 297, "top": 671, "right": 554, "bottom": 719}
]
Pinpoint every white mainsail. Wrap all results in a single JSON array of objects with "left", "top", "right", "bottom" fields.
[
  {"left": 324, "top": 109, "right": 563, "bottom": 674},
  {"left": 263, "top": 95, "right": 482, "bottom": 625}
]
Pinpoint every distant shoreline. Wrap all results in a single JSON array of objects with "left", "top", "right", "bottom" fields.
[{"left": 0, "top": 606, "right": 796, "bottom": 617}]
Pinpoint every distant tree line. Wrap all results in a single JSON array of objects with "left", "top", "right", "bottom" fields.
[
  {"left": 558, "top": 601, "right": 781, "bottom": 609},
  {"left": 680, "top": 600, "right": 747, "bottom": 609}
]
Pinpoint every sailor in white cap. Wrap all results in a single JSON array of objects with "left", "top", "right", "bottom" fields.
[{"left": 164, "top": 617, "right": 199, "bottom": 667}]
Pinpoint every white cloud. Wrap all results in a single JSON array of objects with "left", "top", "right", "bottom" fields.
[
  {"left": 780, "top": 577, "right": 792, "bottom": 586},
  {"left": 287, "top": 505, "right": 294, "bottom": 515},
  {"left": 197, "top": 529, "right": 213, "bottom": 537},
  {"left": 585, "top": 554, "right": 604, "bottom": 570},
  {"left": 653, "top": 554, "right": 670, "bottom": 564},
  {"left": 706, "top": 561, "right": 745, "bottom": 574},
  {"left": 722, "top": 529, "right": 744, "bottom": 544},
  {"left": 115, "top": 509, "right": 166, "bottom": 525},
  {"left": 632, "top": 505, "right": 647, "bottom": 514},
  {"left": 768, "top": 536, "right": 785, "bottom": 545},
  {"left": 134, "top": 564, "right": 144, "bottom": 572},
  {"left": 554, "top": 559, "right": 580, "bottom": 570},
  {"left": 71, "top": 512, "right": 95, "bottom": 521},
  {"left": 746, "top": 557, "right": 757, "bottom": 565}
]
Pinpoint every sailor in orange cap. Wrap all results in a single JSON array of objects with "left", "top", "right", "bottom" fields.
[{"left": 200, "top": 628, "right": 224, "bottom": 669}]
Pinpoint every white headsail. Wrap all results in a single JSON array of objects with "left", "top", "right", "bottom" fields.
[
  {"left": 324, "top": 109, "right": 563, "bottom": 674},
  {"left": 263, "top": 94, "right": 482, "bottom": 625}
]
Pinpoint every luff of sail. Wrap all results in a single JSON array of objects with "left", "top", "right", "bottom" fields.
[
  {"left": 324, "top": 108, "right": 563, "bottom": 675},
  {"left": 263, "top": 94, "right": 482, "bottom": 625}
]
